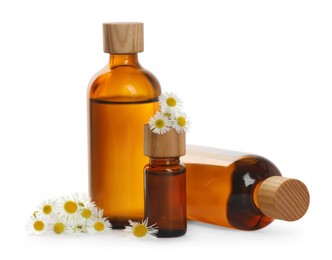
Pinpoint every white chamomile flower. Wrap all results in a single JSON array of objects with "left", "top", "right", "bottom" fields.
[
  {"left": 27, "top": 214, "right": 48, "bottom": 235},
  {"left": 159, "top": 92, "right": 183, "bottom": 114},
  {"left": 149, "top": 112, "right": 171, "bottom": 135},
  {"left": 51, "top": 217, "right": 71, "bottom": 235},
  {"left": 94, "top": 208, "right": 105, "bottom": 219},
  {"left": 125, "top": 219, "right": 158, "bottom": 239},
  {"left": 78, "top": 193, "right": 96, "bottom": 208},
  {"left": 79, "top": 205, "right": 100, "bottom": 229},
  {"left": 86, "top": 217, "right": 112, "bottom": 234},
  {"left": 28, "top": 193, "right": 109, "bottom": 235},
  {"left": 59, "top": 194, "right": 81, "bottom": 221},
  {"left": 36, "top": 199, "right": 58, "bottom": 219},
  {"left": 80, "top": 206, "right": 95, "bottom": 221},
  {"left": 172, "top": 113, "right": 191, "bottom": 134}
]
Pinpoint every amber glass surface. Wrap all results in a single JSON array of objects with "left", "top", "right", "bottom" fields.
[
  {"left": 89, "top": 54, "right": 161, "bottom": 228},
  {"left": 185, "top": 149, "right": 281, "bottom": 230},
  {"left": 144, "top": 158, "right": 187, "bottom": 237}
]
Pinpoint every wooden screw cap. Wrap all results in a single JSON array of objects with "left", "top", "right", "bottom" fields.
[
  {"left": 257, "top": 176, "right": 310, "bottom": 221},
  {"left": 144, "top": 124, "right": 186, "bottom": 158},
  {"left": 103, "top": 22, "right": 144, "bottom": 54}
]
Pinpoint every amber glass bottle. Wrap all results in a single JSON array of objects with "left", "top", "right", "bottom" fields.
[
  {"left": 144, "top": 125, "right": 187, "bottom": 237},
  {"left": 183, "top": 145, "right": 310, "bottom": 231},
  {"left": 89, "top": 23, "right": 161, "bottom": 228}
]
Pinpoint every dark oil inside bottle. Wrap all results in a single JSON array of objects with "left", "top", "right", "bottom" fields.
[
  {"left": 144, "top": 161, "right": 186, "bottom": 237},
  {"left": 90, "top": 99, "right": 159, "bottom": 228},
  {"left": 227, "top": 156, "right": 281, "bottom": 230}
]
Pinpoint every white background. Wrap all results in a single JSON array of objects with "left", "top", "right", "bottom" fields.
[{"left": 0, "top": 0, "right": 331, "bottom": 259}]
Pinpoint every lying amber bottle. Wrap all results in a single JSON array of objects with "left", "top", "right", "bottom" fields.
[
  {"left": 183, "top": 145, "right": 310, "bottom": 231},
  {"left": 144, "top": 125, "right": 187, "bottom": 237},
  {"left": 89, "top": 23, "right": 161, "bottom": 228}
]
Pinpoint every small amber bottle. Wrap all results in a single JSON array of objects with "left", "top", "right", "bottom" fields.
[
  {"left": 143, "top": 125, "right": 187, "bottom": 237},
  {"left": 89, "top": 23, "right": 161, "bottom": 228},
  {"left": 183, "top": 145, "right": 310, "bottom": 231}
]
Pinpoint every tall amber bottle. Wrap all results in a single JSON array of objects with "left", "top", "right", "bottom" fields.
[
  {"left": 89, "top": 23, "right": 161, "bottom": 228},
  {"left": 144, "top": 125, "right": 187, "bottom": 237},
  {"left": 183, "top": 145, "right": 310, "bottom": 231}
]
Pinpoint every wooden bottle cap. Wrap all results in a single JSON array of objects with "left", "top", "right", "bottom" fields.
[
  {"left": 257, "top": 176, "right": 310, "bottom": 221},
  {"left": 103, "top": 22, "right": 144, "bottom": 54},
  {"left": 144, "top": 124, "right": 186, "bottom": 158}
]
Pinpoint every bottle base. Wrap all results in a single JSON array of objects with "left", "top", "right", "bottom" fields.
[
  {"left": 108, "top": 218, "right": 142, "bottom": 229},
  {"left": 107, "top": 219, "right": 129, "bottom": 229},
  {"left": 112, "top": 225, "right": 126, "bottom": 230},
  {"left": 157, "top": 229, "right": 186, "bottom": 238}
]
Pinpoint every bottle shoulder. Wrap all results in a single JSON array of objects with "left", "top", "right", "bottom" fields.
[
  {"left": 88, "top": 64, "right": 161, "bottom": 102},
  {"left": 144, "top": 162, "right": 186, "bottom": 175},
  {"left": 227, "top": 155, "right": 280, "bottom": 230},
  {"left": 184, "top": 145, "right": 279, "bottom": 171}
]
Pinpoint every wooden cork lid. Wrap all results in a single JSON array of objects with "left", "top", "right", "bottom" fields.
[
  {"left": 103, "top": 22, "right": 144, "bottom": 54},
  {"left": 257, "top": 176, "right": 310, "bottom": 221},
  {"left": 144, "top": 124, "right": 186, "bottom": 158}
]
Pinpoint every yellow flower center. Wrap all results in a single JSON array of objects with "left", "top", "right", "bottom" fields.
[
  {"left": 177, "top": 116, "right": 186, "bottom": 127},
  {"left": 94, "top": 221, "right": 105, "bottom": 232},
  {"left": 43, "top": 205, "right": 52, "bottom": 215},
  {"left": 155, "top": 119, "right": 165, "bottom": 129},
  {"left": 133, "top": 224, "right": 148, "bottom": 237},
  {"left": 166, "top": 97, "right": 177, "bottom": 107},
  {"left": 64, "top": 200, "right": 78, "bottom": 214},
  {"left": 34, "top": 220, "right": 45, "bottom": 231},
  {"left": 54, "top": 222, "right": 65, "bottom": 234},
  {"left": 82, "top": 208, "right": 92, "bottom": 219}
]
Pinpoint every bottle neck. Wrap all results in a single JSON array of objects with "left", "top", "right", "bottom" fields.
[
  {"left": 109, "top": 53, "right": 140, "bottom": 68},
  {"left": 149, "top": 157, "right": 181, "bottom": 166},
  {"left": 252, "top": 181, "right": 263, "bottom": 210}
]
